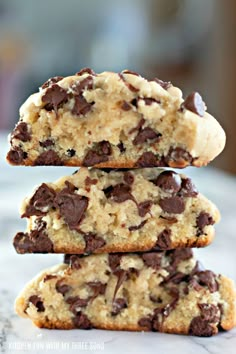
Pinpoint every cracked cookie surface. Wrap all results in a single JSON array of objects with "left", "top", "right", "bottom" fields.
[
  {"left": 7, "top": 68, "right": 225, "bottom": 168},
  {"left": 15, "top": 250, "right": 236, "bottom": 336},
  {"left": 14, "top": 168, "right": 220, "bottom": 254}
]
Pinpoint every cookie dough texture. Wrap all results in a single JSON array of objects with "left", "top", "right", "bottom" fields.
[
  {"left": 15, "top": 250, "right": 236, "bottom": 336},
  {"left": 7, "top": 68, "right": 226, "bottom": 168},
  {"left": 14, "top": 168, "right": 220, "bottom": 254}
]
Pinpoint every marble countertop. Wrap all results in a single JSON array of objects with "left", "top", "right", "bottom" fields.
[{"left": 0, "top": 133, "right": 236, "bottom": 354}]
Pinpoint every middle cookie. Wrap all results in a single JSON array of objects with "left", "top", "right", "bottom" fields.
[{"left": 14, "top": 168, "right": 220, "bottom": 254}]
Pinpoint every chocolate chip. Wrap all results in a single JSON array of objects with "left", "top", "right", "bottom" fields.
[
  {"left": 42, "top": 84, "right": 68, "bottom": 112},
  {"left": 117, "top": 142, "right": 126, "bottom": 153},
  {"left": 154, "top": 229, "right": 171, "bottom": 250},
  {"left": 67, "top": 255, "right": 82, "bottom": 270},
  {"left": 83, "top": 141, "right": 112, "bottom": 166},
  {"left": 104, "top": 183, "right": 135, "bottom": 204},
  {"left": 165, "top": 272, "right": 188, "bottom": 284},
  {"left": 11, "top": 122, "right": 31, "bottom": 142},
  {"left": 85, "top": 176, "right": 98, "bottom": 189},
  {"left": 142, "top": 98, "right": 161, "bottom": 105},
  {"left": 133, "top": 127, "right": 161, "bottom": 145},
  {"left": 189, "top": 316, "right": 214, "bottom": 337},
  {"left": 75, "top": 68, "right": 96, "bottom": 76},
  {"left": 54, "top": 184, "right": 88, "bottom": 230},
  {"left": 135, "top": 152, "right": 160, "bottom": 167},
  {"left": 123, "top": 172, "right": 134, "bottom": 185},
  {"left": 129, "top": 118, "right": 145, "bottom": 134},
  {"left": 56, "top": 282, "right": 71, "bottom": 296},
  {"left": 111, "top": 298, "right": 127, "bottom": 316},
  {"left": 119, "top": 73, "right": 139, "bottom": 92},
  {"left": 138, "top": 317, "right": 153, "bottom": 330},
  {"left": 129, "top": 219, "right": 147, "bottom": 231},
  {"left": 43, "top": 274, "right": 57, "bottom": 282},
  {"left": 182, "top": 92, "right": 205, "bottom": 117},
  {"left": 28, "top": 295, "right": 45, "bottom": 312},
  {"left": 84, "top": 233, "right": 106, "bottom": 253},
  {"left": 72, "top": 76, "right": 93, "bottom": 94},
  {"left": 67, "top": 149, "right": 76, "bottom": 157},
  {"left": 13, "top": 219, "right": 54, "bottom": 254},
  {"left": 113, "top": 269, "right": 128, "bottom": 300},
  {"left": 196, "top": 270, "right": 219, "bottom": 293},
  {"left": 34, "top": 150, "right": 63, "bottom": 166},
  {"left": 7, "top": 147, "right": 26, "bottom": 165},
  {"left": 39, "top": 139, "right": 55, "bottom": 148},
  {"left": 122, "top": 70, "right": 140, "bottom": 76},
  {"left": 155, "top": 171, "right": 181, "bottom": 194},
  {"left": 67, "top": 296, "right": 89, "bottom": 312},
  {"left": 22, "top": 183, "right": 56, "bottom": 218},
  {"left": 159, "top": 196, "right": 185, "bottom": 214},
  {"left": 41, "top": 76, "right": 64, "bottom": 89},
  {"left": 138, "top": 200, "right": 153, "bottom": 217},
  {"left": 87, "top": 282, "right": 107, "bottom": 297},
  {"left": 142, "top": 252, "right": 162, "bottom": 269},
  {"left": 198, "top": 303, "right": 220, "bottom": 323},
  {"left": 73, "top": 312, "right": 92, "bottom": 329},
  {"left": 159, "top": 215, "right": 177, "bottom": 224},
  {"left": 72, "top": 94, "right": 94, "bottom": 116},
  {"left": 154, "top": 78, "right": 172, "bottom": 90},
  {"left": 108, "top": 254, "right": 122, "bottom": 272},
  {"left": 170, "top": 249, "right": 193, "bottom": 268},
  {"left": 196, "top": 212, "right": 214, "bottom": 235},
  {"left": 165, "top": 147, "right": 193, "bottom": 167},
  {"left": 121, "top": 101, "right": 132, "bottom": 111},
  {"left": 179, "top": 178, "right": 198, "bottom": 197}
]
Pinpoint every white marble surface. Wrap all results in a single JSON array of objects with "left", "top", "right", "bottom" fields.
[{"left": 0, "top": 133, "right": 236, "bottom": 354}]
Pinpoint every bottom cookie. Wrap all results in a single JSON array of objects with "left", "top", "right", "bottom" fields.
[{"left": 15, "top": 250, "right": 236, "bottom": 336}]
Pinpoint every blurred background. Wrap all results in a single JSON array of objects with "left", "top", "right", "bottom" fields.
[{"left": 0, "top": 0, "right": 236, "bottom": 173}]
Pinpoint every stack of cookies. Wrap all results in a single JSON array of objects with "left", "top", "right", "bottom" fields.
[{"left": 7, "top": 68, "right": 236, "bottom": 336}]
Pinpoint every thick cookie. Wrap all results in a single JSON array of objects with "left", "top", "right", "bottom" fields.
[
  {"left": 13, "top": 168, "right": 220, "bottom": 254},
  {"left": 7, "top": 68, "right": 225, "bottom": 168},
  {"left": 15, "top": 250, "right": 236, "bottom": 335}
]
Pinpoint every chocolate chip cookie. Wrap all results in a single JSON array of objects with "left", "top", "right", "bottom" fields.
[
  {"left": 7, "top": 68, "right": 225, "bottom": 168},
  {"left": 15, "top": 249, "right": 236, "bottom": 335},
  {"left": 13, "top": 168, "right": 220, "bottom": 254}
]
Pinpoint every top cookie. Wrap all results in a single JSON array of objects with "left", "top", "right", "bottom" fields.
[{"left": 7, "top": 68, "right": 225, "bottom": 168}]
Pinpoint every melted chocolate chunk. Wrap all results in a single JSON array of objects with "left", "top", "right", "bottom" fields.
[
  {"left": 179, "top": 178, "right": 198, "bottom": 197},
  {"left": 68, "top": 255, "right": 82, "bottom": 270},
  {"left": 129, "top": 118, "right": 145, "bottom": 134},
  {"left": 119, "top": 73, "right": 139, "bottom": 92},
  {"left": 72, "top": 76, "right": 94, "bottom": 94},
  {"left": 138, "top": 200, "right": 153, "bottom": 217},
  {"left": 142, "top": 97, "right": 161, "bottom": 105},
  {"left": 73, "top": 312, "right": 92, "bottom": 329},
  {"left": 22, "top": 183, "right": 56, "bottom": 218},
  {"left": 165, "top": 271, "right": 188, "bottom": 284},
  {"left": 67, "top": 148, "right": 76, "bottom": 157},
  {"left": 28, "top": 295, "right": 45, "bottom": 312},
  {"left": 117, "top": 142, "right": 126, "bottom": 153},
  {"left": 182, "top": 92, "right": 205, "bottom": 117},
  {"left": 154, "top": 229, "right": 171, "bottom": 250},
  {"left": 189, "top": 316, "right": 214, "bottom": 337},
  {"left": 141, "top": 252, "right": 162, "bottom": 269},
  {"left": 85, "top": 176, "right": 98, "bottom": 189},
  {"left": 122, "top": 70, "right": 140, "bottom": 76},
  {"left": 7, "top": 147, "right": 27, "bottom": 165},
  {"left": 196, "top": 270, "right": 219, "bottom": 293},
  {"left": 165, "top": 147, "right": 193, "bottom": 167},
  {"left": 133, "top": 127, "right": 161, "bottom": 145},
  {"left": 40, "top": 139, "right": 55, "bottom": 148},
  {"left": 84, "top": 233, "right": 106, "bottom": 253},
  {"left": 196, "top": 212, "right": 214, "bottom": 235},
  {"left": 34, "top": 150, "right": 63, "bottom": 166},
  {"left": 159, "top": 196, "right": 185, "bottom": 214},
  {"left": 155, "top": 171, "right": 181, "bottom": 194},
  {"left": 135, "top": 152, "right": 160, "bottom": 167},
  {"left": 56, "top": 282, "right": 71, "bottom": 296},
  {"left": 138, "top": 316, "right": 153, "bottom": 330},
  {"left": 108, "top": 254, "right": 122, "bottom": 272},
  {"left": 121, "top": 101, "right": 132, "bottom": 111},
  {"left": 83, "top": 141, "right": 112, "bottom": 166},
  {"left": 11, "top": 122, "right": 31, "bottom": 142},
  {"left": 43, "top": 274, "right": 57, "bottom": 282},
  {"left": 76, "top": 68, "right": 96, "bottom": 76},
  {"left": 41, "top": 76, "right": 64, "bottom": 89},
  {"left": 129, "top": 219, "right": 147, "bottom": 231},
  {"left": 112, "top": 298, "right": 127, "bottom": 316},
  {"left": 170, "top": 249, "right": 193, "bottom": 268},
  {"left": 104, "top": 183, "right": 135, "bottom": 204},
  {"left": 87, "top": 282, "right": 107, "bottom": 297},
  {"left": 154, "top": 78, "right": 172, "bottom": 90},
  {"left": 42, "top": 84, "right": 68, "bottom": 112},
  {"left": 113, "top": 269, "right": 128, "bottom": 300},
  {"left": 123, "top": 172, "right": 134, "bottom": 185},
  {"left": 72, "top": 94, "right": 94, "bottom": 116},
  {"left": 198, "top": 303, "right": 220, "bottom": 323},
  {"left": 55, "top": 184, "right": 88, "bottom": 230},
  {"left": 67, "top": 296, "right": 89, "bottom": 311},
  {"left": 13, "top": 219, "right": 54, "bottom": 254}
]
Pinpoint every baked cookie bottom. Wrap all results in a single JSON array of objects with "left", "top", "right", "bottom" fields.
[
  {"left": 15, "top": 250, "right": 236, "bottom": 336},
  {"left": 14, "top": 168, "right": 219, "bottom": 254}
]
